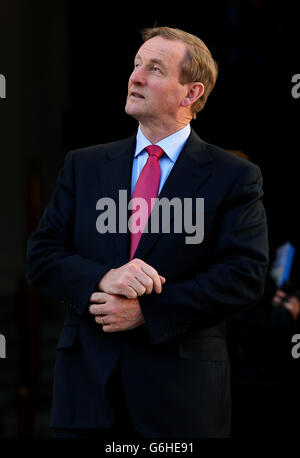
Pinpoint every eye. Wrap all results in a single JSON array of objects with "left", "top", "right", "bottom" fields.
[{"left": 152, "top": 66, "right": 161, "bottom": 73}]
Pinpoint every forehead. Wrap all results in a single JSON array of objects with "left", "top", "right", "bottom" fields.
[{"left": 136, "top": 36, "right": 186, "bottom": 66}]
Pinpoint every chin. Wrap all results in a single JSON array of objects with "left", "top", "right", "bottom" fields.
[{"left": 125, "top": 103, "right": 141, "bottom": 119}]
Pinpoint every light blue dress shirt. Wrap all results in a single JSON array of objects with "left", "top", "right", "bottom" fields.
[{"left": 131, "top": 124, "right": 191, "bottom": 196}]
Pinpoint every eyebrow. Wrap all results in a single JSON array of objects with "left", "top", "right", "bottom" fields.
[{"left": 134, "top": 54, "right": 166, "bottom": 69}]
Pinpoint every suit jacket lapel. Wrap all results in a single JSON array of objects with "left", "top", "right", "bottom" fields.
[
  {"left": 98, "top": 134, "right": 136, "bottom": 266},
  {"left": 133, "top": 129, "right": 213, "bottom": 260}
]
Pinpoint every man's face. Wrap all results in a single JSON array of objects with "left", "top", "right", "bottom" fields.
[{"left": 125, "top": 36, "right": 188, "bottom": 125}]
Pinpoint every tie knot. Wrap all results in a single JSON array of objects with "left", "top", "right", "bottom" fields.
[{"left": 145, "top": 145, "right": 164, "bottom": 159}]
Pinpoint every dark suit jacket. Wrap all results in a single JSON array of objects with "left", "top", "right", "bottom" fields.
[{"left": 26, "top": 129, "right": 269, "bottom": 437}]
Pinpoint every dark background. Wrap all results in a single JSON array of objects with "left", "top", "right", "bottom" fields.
[{"left": 0, "top": 0, "right": 299, "bottom": 438}]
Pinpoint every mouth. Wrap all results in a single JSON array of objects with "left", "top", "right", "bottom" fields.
[{"left": 130, "top": 92, "right": 145, "bottom": 99}]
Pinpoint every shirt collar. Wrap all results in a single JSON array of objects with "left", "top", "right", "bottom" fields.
[{"left": 135, "top": 124, "right": 191, "bottom": 162}]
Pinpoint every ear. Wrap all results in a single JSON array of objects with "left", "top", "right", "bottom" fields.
[{"left": 181, "top": 82, "right": 205, "bottom": 108}]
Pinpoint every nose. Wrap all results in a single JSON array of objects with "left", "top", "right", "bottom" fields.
[{"left": 129, "top": 66, "right": 146, "bottom": 86}]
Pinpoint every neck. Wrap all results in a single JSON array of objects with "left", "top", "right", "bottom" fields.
[{"left": 139, "top": 118, "right": 190, "bottom": 144}]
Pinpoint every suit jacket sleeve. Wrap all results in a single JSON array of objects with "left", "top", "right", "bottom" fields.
[
  {"left": 26, "top": 151, "right": 110, "bottom": 315},
  {"left": 139, "top": 163, "right": 269, "bottom": 344}
]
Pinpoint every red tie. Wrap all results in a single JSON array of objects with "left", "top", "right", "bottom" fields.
[{"left": 130, "top": 145, "right": 164, "bottom": 259}]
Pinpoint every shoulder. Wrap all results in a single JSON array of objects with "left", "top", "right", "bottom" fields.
[
  {"left": 190, "top": 129, "right": 261, "bottom": 181},
  {"left": 66, "top": 134, "right": 136, "bottom": 164},
  {"left": 206, "top": 141, "right": 259, "bottom": 174}
]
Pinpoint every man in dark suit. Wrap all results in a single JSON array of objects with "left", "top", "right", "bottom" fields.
[{"left": 26, "top": 27, "right": 268, "bottom": 438}]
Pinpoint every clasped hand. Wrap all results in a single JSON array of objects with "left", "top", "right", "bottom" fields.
[{"left": 88, "top": 258, "right": 166, "bottom": 332}]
